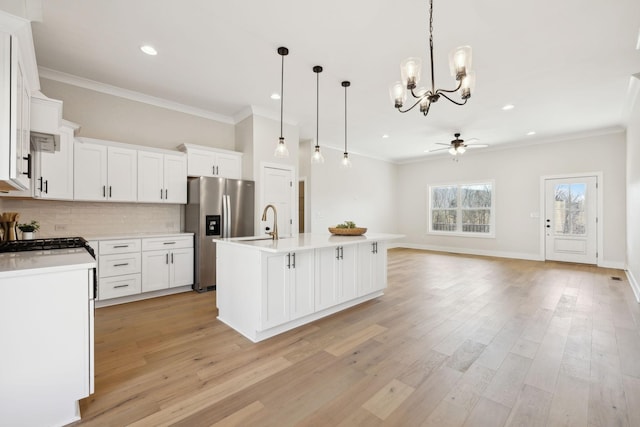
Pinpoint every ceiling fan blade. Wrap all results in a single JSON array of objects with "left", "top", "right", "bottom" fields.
[
  {"left": 435, "top": 143, "right": 451, "bottom": 146},
  {"left": 428, "top": 147, "right": 451, "bottom": 153},
  {"left": 464, "top": 144, "right": 489, "bottom": 149},
  {"left": 465, "top": 138, "right": 480, "bottom": 143}
]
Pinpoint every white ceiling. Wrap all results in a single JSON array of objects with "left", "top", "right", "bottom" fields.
[{"left": 23, "top": 0, "right": 640, "bottom": 162}]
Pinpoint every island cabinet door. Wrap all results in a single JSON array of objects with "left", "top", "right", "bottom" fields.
[
  {"left": 358, "top": 241, "right": 387, "bottom": 295},
  {"left": 262, "top": 253, "right": 290, "bottom": 329},
  {"left": 315, "top": 247, "right": 340, "bottom": 311},
  {"left": 338, "top": 245, "right": 358, "bottom": 303},
  {"left": 289, "top": 250, "right": 315, "bottom": 320}
]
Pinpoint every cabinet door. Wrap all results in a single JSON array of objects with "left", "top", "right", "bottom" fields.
[
  {"left": 290, "top": 251, "right": 314, "bottom": 320},
  {"left": 169, "top": 248, "right": 193, "bottom": 288},
  {"left": 141, "top": 250, "right": 170, "bottom": 292},
  {"left": 315, "top": 247, "right": 340, "bottom": 311},
  {"left": 358, "top": 242, "right": 387, "bottom": 295},
  {"left": 262, "top": 253, "right": 289, "bottom": 329},
  {"left": 107, "top": 146, "right": 137, "bottom": 201},
  {"left": 186, "top": 148, "right": 216, "bottom": 177},
  {"left": 137, "top": 150, "right": 164, "bottom": 202},
  {"left": 339, "top": 245, "right": 358, "bottom": 303},
  {"left": 74, "top": 141, "right": 107, "bottom": 201},
  {"left": 163, "top": 154, "right": 187, "bottom": 203},
  {"left": 216, "top": 152, "right": 242, "bottom": 179},
  {"left": 36, "top": 126, "right": 74, "bottom": 200}
]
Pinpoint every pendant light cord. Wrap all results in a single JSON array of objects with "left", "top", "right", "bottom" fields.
[
  {"left": 280, "top": 53, "right": 284, "bottom": 139},
  {"left": 316, "top": 70, "right": 319, "bottom": 146},
  {"left": 344, "top": 84, "right": 348, "bottom": 154}
]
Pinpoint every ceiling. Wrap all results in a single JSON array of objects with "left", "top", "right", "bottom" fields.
[{"left": 21, "top": 0, "right": 640, "bottom": 162}]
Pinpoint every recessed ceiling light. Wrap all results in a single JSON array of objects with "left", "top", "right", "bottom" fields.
[
  {"left": 270, "top": 93, "right": 281, "bottom": 100},
  {"left": 140, "top": 45, "right": 157, "bottom": 56},
  {"left": 502, "top": 104, "right": 515, "bottom": 111},
  {"left": 382, "top": 134, "right": 390, "bottom": 139},
  {"left": 527, "top": 131, "right": 536, "bottom": 136}
]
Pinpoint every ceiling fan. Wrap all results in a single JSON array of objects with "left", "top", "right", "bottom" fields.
[{"left": 429, "top": 133, "right": 489, "bottom": 155}]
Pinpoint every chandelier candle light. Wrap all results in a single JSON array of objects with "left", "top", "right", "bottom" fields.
[
  {"left": 341, "top": 81, "right": 352, "bottom": 168},
  {"left": 311, "top": 65, "right": 325, "bottom": 164},
  {"left": 275, "top": 47, "right": 289, "bottom": 158},
  {"left": 389, "top": 0, "right": 475, "bottom": 116}
]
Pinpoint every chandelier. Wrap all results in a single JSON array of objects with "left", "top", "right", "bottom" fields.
[{"left": 389, "top": 0, "right": 475, "bottom": 116}]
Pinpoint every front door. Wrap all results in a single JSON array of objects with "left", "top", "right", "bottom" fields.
[{"left": 544, "top": 176, "right": 597, "bottom": 264}]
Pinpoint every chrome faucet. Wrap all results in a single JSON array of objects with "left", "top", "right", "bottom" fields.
[{"left": 261, "top": 204, "right": 279, "bottom": 240}]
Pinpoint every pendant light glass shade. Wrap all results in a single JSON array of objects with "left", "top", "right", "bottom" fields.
[
  {"left": 274, "top": 47, "right": 289, "bottom": 158},
  {"left": 340, "top": 80, "right": 352, "bottom": 169},
  {"left": 311, "top": 65, "right": 324, "bottom": 164}
]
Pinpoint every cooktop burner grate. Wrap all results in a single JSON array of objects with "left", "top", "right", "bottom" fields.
[{"left": 0, "top": 237, "right": 95, "bottom": 258}]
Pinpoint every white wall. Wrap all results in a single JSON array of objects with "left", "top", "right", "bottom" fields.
[
  {"left": 626, "top": 77, "right": 640, "bottom": 299},
  {"left": 397, "top": 132, "right": 626, "bottom": 266},
  {"left": 309, "top": 146, "right": 399, "bottom": 234}
]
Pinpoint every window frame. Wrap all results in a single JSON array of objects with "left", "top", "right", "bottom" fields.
[{"left": 427, "top": 180, "right": 496, "bottom": 238}]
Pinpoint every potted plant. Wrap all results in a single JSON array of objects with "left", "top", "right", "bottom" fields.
[{"left": 17, "top": 220, "right": 40, "bottom": 240}]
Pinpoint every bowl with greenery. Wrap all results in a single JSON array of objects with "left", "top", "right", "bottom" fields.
[{"left": 328, "top": 221, "right": 367, "bottom": 236}]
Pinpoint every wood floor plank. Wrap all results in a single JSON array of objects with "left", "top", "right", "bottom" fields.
[{"left": 68, "top": 249, "right": 637, "bottom": 426}]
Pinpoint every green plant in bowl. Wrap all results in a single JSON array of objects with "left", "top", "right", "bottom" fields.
[
  {"left": 17, "top": 220, "right": 40, "bottom": 233},
  {"left": 335, "top": 221, "right": 357, "bottom": 229}
]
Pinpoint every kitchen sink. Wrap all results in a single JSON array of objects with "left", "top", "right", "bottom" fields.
[{"left": 233, "top": 236, "right": 293, "bottom": 242}]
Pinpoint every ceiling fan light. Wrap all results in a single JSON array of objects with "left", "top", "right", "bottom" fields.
[
  {"left": 460, "top": 72, "right": 475, "bottom": 100},
  {"left": 449, "top": 147, "right": 457, "bottom": 155},
  {"left": 449, "top": 46, "right": 472, "bottom": 80},
  {"left": 389, "top": 82, "right": 407, "bottom": 108},
  {"left": 457, "top": 145, "right": 466, "bottom": 154},
  {"left": 401, "top": 57, "right": 422, "bottom": 89}
]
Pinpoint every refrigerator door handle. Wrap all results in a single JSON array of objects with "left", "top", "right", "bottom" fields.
[
  {"left": 222, "top": 194, "right": 228, "bottom": 238},
  {"left": 226, "top": 194, "right": 232, "bottom": 238}
]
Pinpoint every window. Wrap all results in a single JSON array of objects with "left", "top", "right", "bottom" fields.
[{"left": 428, "top": 181, "right": 494, "bottom": 237}]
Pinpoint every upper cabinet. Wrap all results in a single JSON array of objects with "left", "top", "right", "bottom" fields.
[
  {"left": 74, "top": 138, "right": 137, "bottom": 202},
  {"left": 137, "top": 150, "right": 187, "bottom": 204},
  {"left": 0, "top": 31, "right": 31, "bottom": 192},
  {"left": 178, "top": 143, "right": 242, "bottom": 179}
]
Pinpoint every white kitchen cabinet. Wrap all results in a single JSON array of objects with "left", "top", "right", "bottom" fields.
[
  {"left": 178, "top": 143, "right": 242, "bottom": 179},
  {"left": 141, "top": 236, "right": 193, "bottom": 292},
  {"left": 32, "top": 123, "right": 76, "bottom": 200},
  {"left": 315, "top": 245, "right": 357, "bottom": 311},
  {"left": 97, "top": 238, "right": 142, "bottom": 300},
  {"left": 74, "top": 138, "right": 137, "bottom": 202},
  {"left": 261, "top": 250, "right": 314, "bottom": 329},
  {"left": 137, "top": 150, "right": 187, "bottom": 203},
  {"left": 0, "top": 32, "right": 31, "bottom": 192},
  {"left": 358, "top": 241, "right": 387, "bottom": 296}
]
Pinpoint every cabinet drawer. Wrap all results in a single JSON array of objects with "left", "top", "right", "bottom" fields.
[
  {"left": 142, "top": 236, "right": 193, "bottom": 251},
  {"left": 99, "top": 253, "right": 142, "bottom": 277},
  {"left": 99, "top": 274, "right": 141, "bottom": 300},
  {"left": 99, "top": 239, "right": 141, "bottom": 255}
]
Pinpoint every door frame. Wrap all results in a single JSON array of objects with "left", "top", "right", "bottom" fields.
[
  {"left": 259, "top": 161, "right": 297, "bottom": 236},
  {"left": 539, "top": 172, "right": 603, "bottom": 266}
]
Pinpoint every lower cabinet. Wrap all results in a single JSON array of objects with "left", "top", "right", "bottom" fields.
[
  {"left": 262, "top": 250, "right": 314, "bottom": 329},
  {"left": 315, "top": 245, "right": 357, "bottom": 311},
  {"left": 358, "top": 241, "right": 387, "bottom": 295},
  {"left": 142, "top": 247, "right": 194, "bottom": 292}
]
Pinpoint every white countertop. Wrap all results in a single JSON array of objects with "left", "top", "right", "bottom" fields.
[
  {"left": 0, "top": 249, "right": 96, "bottom": 278},
  {"left": 82, "top": 232, "right": 194, "bottom": 241},
  {"left": 217, "top": 232, "right": 403, "bottom": 253}
]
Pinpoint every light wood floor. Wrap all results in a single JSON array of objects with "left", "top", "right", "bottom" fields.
[{"left": 72, "top": 248, "right": 640, "bottom": 426}]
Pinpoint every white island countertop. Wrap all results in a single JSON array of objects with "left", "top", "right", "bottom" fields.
[
  {"left": 217, "top": 232, "right": 403, "bottom": 254},
  {"left": 0, "top": 249, "right": 96, "bottom": 278}
]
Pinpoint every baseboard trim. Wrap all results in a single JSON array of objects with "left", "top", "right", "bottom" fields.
[
  {"left": 599, "top": 260, "right": 627, "bottom": 269},
  {"left": 396, "top": 243, "right": 543, "bottom": 262},
  {"left": 626, "top": 269, "right": 640, "bottom": 303}
]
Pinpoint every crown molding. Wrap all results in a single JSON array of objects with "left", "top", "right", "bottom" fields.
[{"left": 38, "top": 67, "right": 235, "bottom": 124}]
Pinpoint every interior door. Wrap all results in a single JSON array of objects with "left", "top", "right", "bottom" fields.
[
  {"left": 262, "top": 166, "right": 294, "bottom": 237},
  {"left": 544, "top": 176, "right": 597, "bottom": 264}
]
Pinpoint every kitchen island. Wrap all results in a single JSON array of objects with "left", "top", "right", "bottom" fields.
[{"left": 216, "top": 232, "right": 402, "bottom": 342}]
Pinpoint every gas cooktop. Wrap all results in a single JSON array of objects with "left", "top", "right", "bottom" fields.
[{"left": 0, "top": 237, "right": 95, "bottom": 258}]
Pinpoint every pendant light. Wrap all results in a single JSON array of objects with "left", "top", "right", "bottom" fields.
[
  {"left": 311, "top": 65, "right": 325, "bottom": 164},
  {"left": 341, "top": 81, "right": 352, "bottom": 168},
  {"left": 274, "top": 47, "right": 289, "bottom": 158}
]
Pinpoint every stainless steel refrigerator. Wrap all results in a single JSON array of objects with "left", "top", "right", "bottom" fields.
[{"left": 185, "top": 176, "right": 255, "bottom": 292}]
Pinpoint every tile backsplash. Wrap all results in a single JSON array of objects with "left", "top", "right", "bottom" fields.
[{"left": 1, "top": 199, "right": 183, "bottom": 238}]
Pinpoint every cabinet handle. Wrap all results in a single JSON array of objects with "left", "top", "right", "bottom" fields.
[
  {"left": 217, "top": 166, "right": 219, "bottom": 175},
  {"left": 165, "top": 189, "right": 168, "bottom": 199},
  {"left": 163, "top": 241, "right": 176, "bottom": 245},
  {"left": 113, "top": 245, "right": 129, "bottom": 248},
  {"left": 103, "top": 185, "right": 106, "bottom": 197},
  {"left": 371, "top": 243, "right": 376, "bottom": 254},
  {"left": 336, "top": 247, "right": 340, "bottom": 260},
  {"left": 23, "top": 154, "right": 31, "bottom": 178},
  {"left": 213, "top": 166, "right": 216, "bottom": 175},
  {"left": 113, "top": 284, "right": 129, "bottom": 289},
  {"left": 38, "top": 176, "right": 43, "bottom": 192},
  {"left": 340, "top": 247, "right": 344, "bottom": 260},
  {"left": 171, "top": 253, "right": 174, "bottom": 264},
  {"left": 44, "top": 180, "right": 48, "bottom": 194},
  {"left": 292, "top": 252, "right": 296, "bottom": 269},
  {"left": 113, "top": 263, "right": 129, "bottom": 267},
  {"left": 286, "top": 253, "right": 291, "bottom": 269},
  {"left": 109, "top": 186, "right": 112, "bottom": 197},
  {"left": 166, "top": 253, "right": 169, "bottom": 264},
  {"left": 160, "top": 188, "right": 164, "bottom": 199}
]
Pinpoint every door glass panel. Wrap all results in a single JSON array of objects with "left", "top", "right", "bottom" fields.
[{"left": 554, "top": 183, "right": 587, "bottom": 235}]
